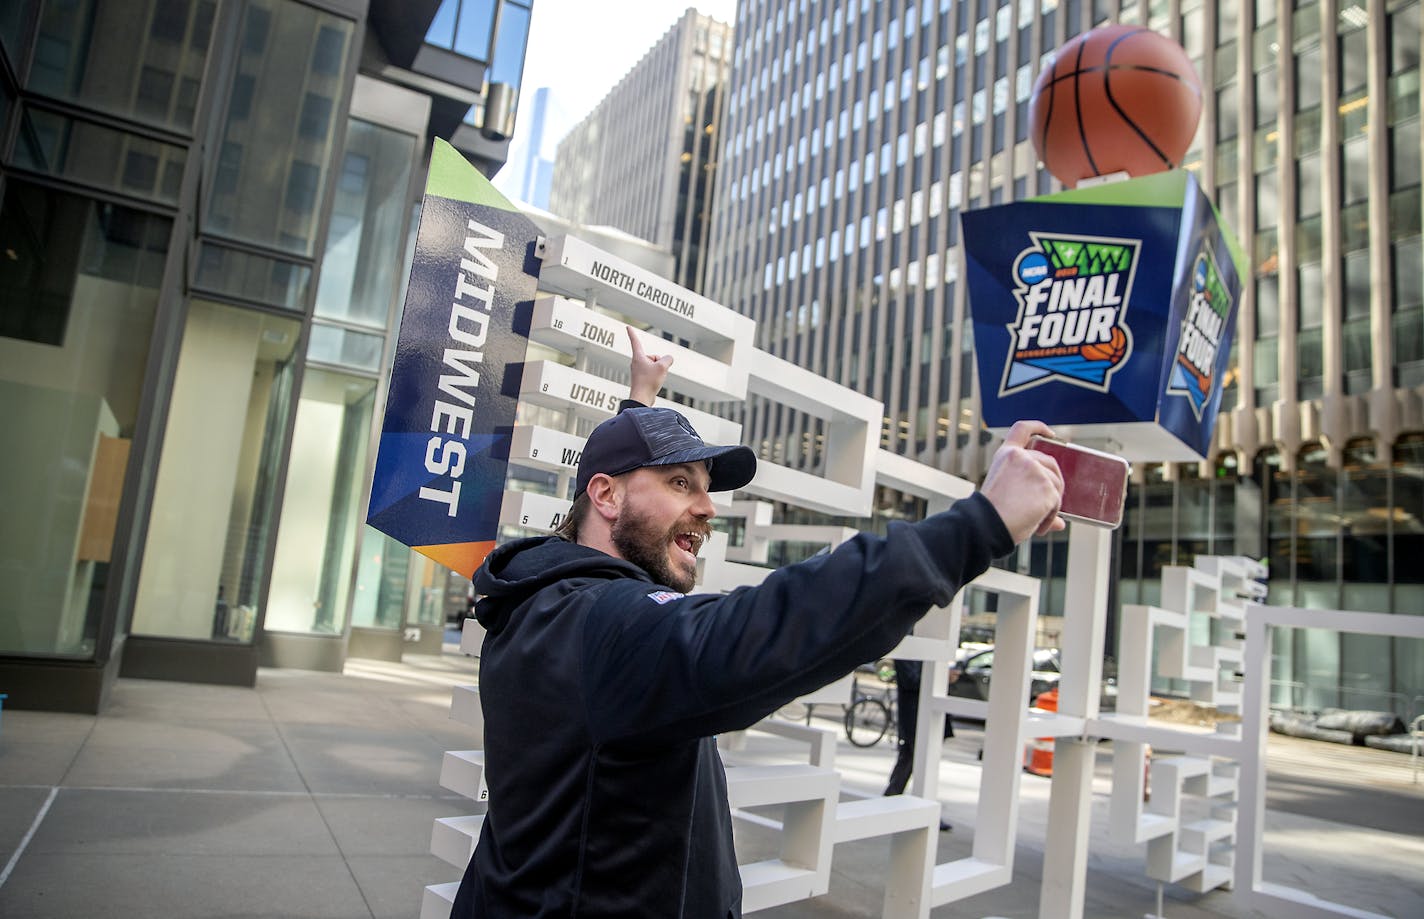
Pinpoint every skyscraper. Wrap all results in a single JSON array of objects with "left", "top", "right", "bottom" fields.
[
  {"left": 517, "top": 86, "right": 556, "bottom": 208},
  {"left": 705, "top": 0, "right": 1421, "bottom": 709},
  {"left": 549, "top": 8, "right": 733, "bottom": 292}
]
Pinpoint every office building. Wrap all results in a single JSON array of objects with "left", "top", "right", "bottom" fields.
[
  {"left": 0, "top": 0, "right": 533, "bottom": 712},
  {"left": 549, "top": 8, "right": 733, "bottom": 292},
  {"left": 516, "top": 85, "right": 555, "bottom": 208},
  {"left": 704, "top": 0, "right": 1421, "bottom": 712}
]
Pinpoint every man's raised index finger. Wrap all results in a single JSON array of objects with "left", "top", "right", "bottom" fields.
[{"left": 626, "top": 325, "right": 645, "bottom": 358}]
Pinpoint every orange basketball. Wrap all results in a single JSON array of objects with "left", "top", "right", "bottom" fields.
[
  {"left": 1029, "top": 25, "right": 1203, "bottom": 188},
  {"left": 1081, "top": 326, "right": 1128, "bottom": 363}
]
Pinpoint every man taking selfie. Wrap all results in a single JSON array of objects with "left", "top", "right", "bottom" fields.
[{"left": 451, "top": 330, "right": 1066, "bottom": 917}]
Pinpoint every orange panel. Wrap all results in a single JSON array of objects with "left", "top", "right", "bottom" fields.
[{"left": 415, "top": 541, "right": 497, "bottom": 579}]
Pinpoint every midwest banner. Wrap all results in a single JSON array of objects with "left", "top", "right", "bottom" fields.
[
  {"left": 961, "top": 170, "right": 1244, "bottom": 461},
  {"left": 366, "top": 139, "right": 541, "bottom": 577}
]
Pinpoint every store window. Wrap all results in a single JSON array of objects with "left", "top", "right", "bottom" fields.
[
  {"left": 132, "top": 301, "right": 299, "bottom": 643},
  {"left": 1140, "top": 463, "right": 1174, "bottom": 586},
  {"left": 1177, "top": 463, "right": 1210, "bottom": 567},
  {"left": 1394, "top": 434, "right": 1424, "bottom": 611},
  {"left": 0, "top": 181, "right": 169, "bottom": 657},
  {"left": 1119, "top": 476, "right": 1143, "bottom": 605},
  {"left": 264, "top": 370, "right": 377, "bottom": 635},
  {"left": 1254, "top": 447, "right": 1289, "bottom": 605},
  {"left": 1295, "top": 443, "right": 1338, "bottom": 607},
  {"left": 1340, "top": 438, "right": 1389, "bottom": 611},
  {"left": 1211, "top": 451, "right": 1242, "bottom": 557},
  {"left": 1252, "top": 446, "right": 1291, "bottom": 705}
]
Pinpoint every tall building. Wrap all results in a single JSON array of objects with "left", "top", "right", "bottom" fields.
[
  {"left": 549, "top": 8, "right": 733, "bottom": 292},
  {"left": 0, "top": 0, "right": 533, "bottom": 712},
  {"left": 705, "top": 0, "right": 1422, "bottom": 711},
  {"left": 517, "top": 85, "right": 556, "bottom": 208}
]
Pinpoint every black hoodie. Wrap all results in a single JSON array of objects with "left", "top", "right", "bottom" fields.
[{"left": 450, "top": 491, "right": 1013, "bottom": 918}]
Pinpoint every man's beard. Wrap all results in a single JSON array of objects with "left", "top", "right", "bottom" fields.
[{"left": 611, "top": 510, "right": 707, "bottom": 594}]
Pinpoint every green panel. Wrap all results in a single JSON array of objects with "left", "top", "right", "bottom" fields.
[
  {"left": 1033, "top": 170, "right": 1190, "bottom": 207},
  {"left": 424, "top": 138, "right": 517, "bottom": 210},
  {"left": 1034, "top": 169, "right": 1248, "bottom": 282}
]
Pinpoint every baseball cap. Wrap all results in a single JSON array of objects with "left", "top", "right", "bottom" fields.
[{"left": 575, "top": 407, "right": 757, "bottom": 497}]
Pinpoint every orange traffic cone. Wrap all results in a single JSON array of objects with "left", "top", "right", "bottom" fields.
[{"left": 1023, "top": 688, "right": 1057, "bottom": 776}]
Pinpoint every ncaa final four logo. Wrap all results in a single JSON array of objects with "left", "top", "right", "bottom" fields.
[
  {"left": 1166, "top": 247, "right": 1233, "bottom": 419},
  {"left": 999, "top": 232, "right": 1139, "bottom": 397}
]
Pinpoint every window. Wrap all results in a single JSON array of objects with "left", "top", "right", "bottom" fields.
[
  {"left": 1, "top": 182, "right": 172, "bottom": 655},
  {"left": 489, "top": 0, "right": 532, "bottom": 86},
  {"left": 29, "top": 0, "right": 215, "bottom": 131},
  {"left": 298, "top": 92, "right": 333, "bottom": 140},
  {"left": 313, "top": 25, "right": 346, "bottom": 75},
  {"left": 316, "top": 119, "right": 416, "bottom": 328},
  {"left": 284, "top": 161, "right": 321, "bottom": 214},
  {"left": 204, "top": 0, "right": 352, "bottom": 255}
]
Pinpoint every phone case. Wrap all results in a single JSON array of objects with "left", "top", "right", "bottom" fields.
[{"left": 1026, "top": 436, "right": 1130, "bottom": 529}]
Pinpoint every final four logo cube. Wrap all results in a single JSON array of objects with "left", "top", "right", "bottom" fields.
[{"left": 961, "top": 171, "right": 1244, "bottom": 463}]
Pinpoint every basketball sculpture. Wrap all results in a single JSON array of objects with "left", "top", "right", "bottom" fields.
[{"left": 1029, "top": 25, "right": 1203, "bottom": 189}]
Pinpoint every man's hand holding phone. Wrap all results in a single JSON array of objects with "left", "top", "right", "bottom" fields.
[
  {"left": 1025, "top": 435, "right": 1130, "bottom": 529},
  {"left": 980, "top": 420, "right": 1068, "bottom": 544}
]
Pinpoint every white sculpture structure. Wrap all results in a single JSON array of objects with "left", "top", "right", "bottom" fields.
[{"left": 420, "top": 235, "right": 1424, "bottom": 918}]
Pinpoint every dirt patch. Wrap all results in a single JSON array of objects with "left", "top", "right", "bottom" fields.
[{"left": 1147, "top": 697, "right": 1240, "bottom": 727}]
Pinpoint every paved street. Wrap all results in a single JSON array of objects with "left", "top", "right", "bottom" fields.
[{"left": 0, "top": 649, "right": 1419, "bottom": 918}]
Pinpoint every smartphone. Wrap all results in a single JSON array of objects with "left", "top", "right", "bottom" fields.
[{"left": 1027, "top": 436, "right": 1130, "bottom": 529}]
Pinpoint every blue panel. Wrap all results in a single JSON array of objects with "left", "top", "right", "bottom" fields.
[
  {"left": 961, "top": 173, "right": 1241, "bottom": 459},
  {"left": 366, "top": 190, "right": 540, "bottom": 554}
]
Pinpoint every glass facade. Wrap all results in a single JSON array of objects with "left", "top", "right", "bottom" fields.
[
  {"left": 29, "top": 0, "right": 216, "bottom": 133},
  {"left": 203, "top": 0, "right": 352, "bottom": 257},
  {"left": 0, "top": 181, "right": 169, "bottom": 657},
  {"left": 132, "top": 301, "right": 299, "bottom": 643},
  {"left": 314, "top": 118, "right": 415, "bottom": 328},
  {"left": 423, "top": 0, "right": 531, "bottom": 85},
  {"left": 265, "top": 369, "right": 376, "bottom": 635},
  {"left": 0, "top": 0, "right": 531, "bottom": 709},
  {"left": 351, "top": 530, "right": 414, "bottom": 630},
  {"left": 707, "top": 0, "right": 1424, "bottom": 714},
  {"left": 1026, "top": 436, "right": 1424, "bottom": 716}
]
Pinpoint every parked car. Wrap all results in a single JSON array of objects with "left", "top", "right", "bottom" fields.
[
  {"left": 947, "top": 646, "right": 1118, "bottom": 712},
  {"left": 949, "top": 646, "right": 1062, "bottom": 706}
]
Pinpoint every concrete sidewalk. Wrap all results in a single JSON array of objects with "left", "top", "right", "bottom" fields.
[{"left": 0, "top": 649, "right": 1419, "bottom": 918}]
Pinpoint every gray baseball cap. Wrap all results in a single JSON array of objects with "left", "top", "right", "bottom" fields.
[{"left": 575, "top": 407, "right": 757, "bottom": 496}]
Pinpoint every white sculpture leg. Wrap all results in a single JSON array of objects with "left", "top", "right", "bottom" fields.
[{"left": 1038, "top": 522, "right": 1112, "bottom": 919}]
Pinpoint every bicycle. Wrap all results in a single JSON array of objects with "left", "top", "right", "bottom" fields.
[{"left": 844, "top": 675, "right": 897, "bottom": 747}]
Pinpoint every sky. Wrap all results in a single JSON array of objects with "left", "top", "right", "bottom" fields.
[{"left": 492, "top": 0, "right": 739, "bottom": 201}]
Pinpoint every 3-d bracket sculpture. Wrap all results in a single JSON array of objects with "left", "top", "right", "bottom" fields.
[
  {"left": 1111, "top": 557, "right": 1258, "bottom": 895},
  {"left": 421, "top": 233, "right": 1025, "bottom": 918},
  {"left": 423, "top": 234, "right": 1416, "bottom": 919}
]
